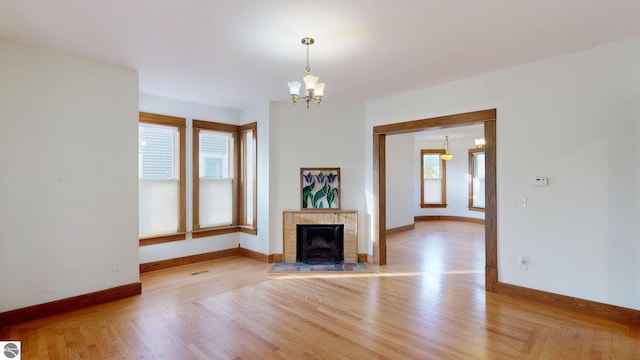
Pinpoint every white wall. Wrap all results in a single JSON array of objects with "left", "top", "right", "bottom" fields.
[
  {"left": 385, "top": 133, "right": 415, "bottom": 229},
  {"left": 0, "top": 39, "right": 139, "bottom": 311},
  {"left": 365, "top": 38, "right": 640, "bottom": 310},
  {"left": 268, "top": 101, "right": 368, "bottom": 254}
]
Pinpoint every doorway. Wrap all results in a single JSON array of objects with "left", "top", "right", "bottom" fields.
[{"left": 372, "top": 109, "right": 497, "bottom": 292}]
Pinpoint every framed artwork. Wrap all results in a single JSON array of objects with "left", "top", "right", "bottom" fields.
[{"left": 300, "top": 168, "right": 341, "bottom": 210}]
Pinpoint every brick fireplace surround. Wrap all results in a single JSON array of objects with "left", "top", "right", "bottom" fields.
[{"left": 283, "top": 210, "right": 358, "bottom": 263}]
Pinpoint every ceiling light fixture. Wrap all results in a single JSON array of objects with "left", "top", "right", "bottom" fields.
[
  {"left": 441, "top": 136, "right": 453, "bottom": 161},
  {"left": 287, "top": 37, "right": 325, "bottom": 109}
]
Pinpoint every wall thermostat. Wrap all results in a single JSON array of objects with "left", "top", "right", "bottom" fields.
[{"left": 534, "top": 176, "right": 548, "bottom": 186}]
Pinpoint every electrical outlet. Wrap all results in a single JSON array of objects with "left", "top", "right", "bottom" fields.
[
  {"left": 112, "top": 262, "right": 120, "bottom": 272},
  {"left": 520, "top": 197, "right": 527, "bottom": 208}
]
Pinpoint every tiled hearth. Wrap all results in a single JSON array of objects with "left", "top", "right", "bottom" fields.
[{"left": 283, "top": 210, "right": 358, "bottom": 263}]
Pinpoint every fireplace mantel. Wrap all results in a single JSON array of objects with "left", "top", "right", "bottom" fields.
[{"left": 283, "top": 210, "right": 357, "bottom": 263}]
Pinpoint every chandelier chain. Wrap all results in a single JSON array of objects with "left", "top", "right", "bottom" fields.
[{"left": 305, "top": 44, "right": 311, "bottom": 74}]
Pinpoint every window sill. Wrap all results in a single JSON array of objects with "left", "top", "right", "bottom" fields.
[
  {"left": 192, "top": 226, "right": 239, "bottom": 238},
  {"left": 420, "top": 204, "right": 447, "bottom": 208},
  {"left": 140, "top": 226, "right": 259, "bottom": 246},
  {"left": 238, "top": 225, "right": 258, "bottom": 235},
  {"left": 139, "top": 232, "right": 187, "bottom": 246}
]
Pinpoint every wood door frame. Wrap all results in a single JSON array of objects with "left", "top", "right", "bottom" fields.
[{"left": 372, "top": 109, "right": 498, "bottom": 292}]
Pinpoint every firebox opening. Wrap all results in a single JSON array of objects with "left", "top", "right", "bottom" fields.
[{"left": 296, "top": 224, "right": 344, "bottom": 264}]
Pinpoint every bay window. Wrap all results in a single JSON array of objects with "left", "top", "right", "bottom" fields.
[{"left": 138, "top": 113, "right": 257, "bottom": 244}]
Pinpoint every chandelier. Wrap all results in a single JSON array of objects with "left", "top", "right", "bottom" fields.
[
  {"left": 287, "top": 37, "right": 325, "bottom": 108},
  {"left": 441, "top": 136, "right": 453, "bottom": 161}
]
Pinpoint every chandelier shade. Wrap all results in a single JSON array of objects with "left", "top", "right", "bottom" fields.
[
  {"left": 303, "top": 74, "right": 319, "bottom": 90},
  {"left": 287, "top": 81, "right": 302, "bottom": 96},
  {"left": 288, "top": 37, "right": 325, "bottom": 108},
  {"left": 441, "top": 136, "right": 453, "bottom": 161}
]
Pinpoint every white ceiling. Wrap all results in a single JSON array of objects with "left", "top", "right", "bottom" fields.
[{"left": 1, "top": 0, "right": 639, "bottom": 110}]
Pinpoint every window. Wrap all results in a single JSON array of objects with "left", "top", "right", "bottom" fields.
[
  {"left": 139, "top": 125, "right": 176, "bottom": 180},
  {"left": 239, "top": 125, "right": 257, "bottom": 230},
  {"left": 138, "top": 112, "right": 186, "bottom": 245},
  {"left": 192, "top": 120, "right": 257, "bottom": 237},
  {"left": 468, "top": 149, "right": 485, "bottom": 211},
  {"left": 420, "top": 149, "right": 447, "bottom": 208},
  {"left": 198, "top": 130, "right": 234, "bottom": 228}
]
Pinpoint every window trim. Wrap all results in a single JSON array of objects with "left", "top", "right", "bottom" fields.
[
  {"left": 468, "top": 148, "right": 486, "bottom": 212},
  {"left": 192, "top": 120, "right": 257, "bottom": 236},
  {"left": 192, "top": 122, "right": 238, "bottom": 231},
  {"left": 239, "top": 123, "right": 258, "bottom": 231},
  {"left": 420, "top": 149, "right": 447, "bottom": 208},
  {"left": 138, "top": 112, "right": 187, "bottom": 245}
]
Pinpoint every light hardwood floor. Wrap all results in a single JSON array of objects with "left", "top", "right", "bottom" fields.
[{"left": 2, "top": 221, "right": 639, "bottom": 359}]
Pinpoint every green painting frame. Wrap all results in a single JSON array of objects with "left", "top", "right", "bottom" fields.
[{"left": 300, "top": 168, "right": 341, "bottom": 210}]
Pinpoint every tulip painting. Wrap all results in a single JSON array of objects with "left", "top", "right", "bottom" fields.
[{"left": 300, "top": 168, "right": 340, "bottom": 210}]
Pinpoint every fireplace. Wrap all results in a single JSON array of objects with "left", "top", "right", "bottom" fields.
[
  {"left": 283, "top": 210, "right": 357, "bottom": 264},
  {"left": 297, "top": 224, "right": 344, "bottom": 264}
]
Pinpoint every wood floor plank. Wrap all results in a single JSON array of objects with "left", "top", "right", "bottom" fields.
[{"left": 2, "top": 221, "right": 639, "bottom": 359}]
